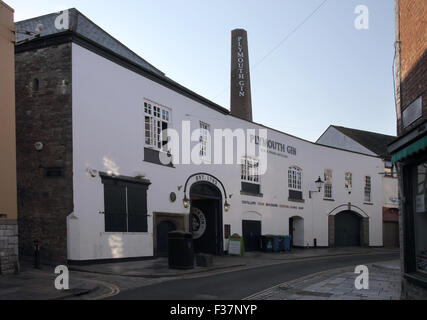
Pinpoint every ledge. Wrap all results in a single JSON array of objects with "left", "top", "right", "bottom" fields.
[
  {"left": 144, "top": 148, "right": 175, "bottom": 168},
  {"left": 288, "top": 198, "right": 305, "bottom": 204},
  {"left": 241, "top": 191, "right": 264, "bottom": 198},
  {"left": 323, "top": 198, "right": 335, "bottom": 202},
  {"left": 364, "top": 202, "right": 374, "bottom": 206}
]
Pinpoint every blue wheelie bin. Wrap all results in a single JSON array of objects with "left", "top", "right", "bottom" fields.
[
  {"left": 276, "top": 236, "right": 285, "bottom": 252},
  {"left": 272, "top": 236, "right": 281, "bottom": 252},
  {"left": 283, "top": 235, "right": 292, "bottom": 252},
  {"left": 261, "top": 235, "right": 274, "bottom": 252}
]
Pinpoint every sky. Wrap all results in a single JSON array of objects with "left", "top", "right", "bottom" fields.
[{"left": 8, "top": 0, "right": 397, "bottom": 142}]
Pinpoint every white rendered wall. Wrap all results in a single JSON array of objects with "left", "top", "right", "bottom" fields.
[
  {"left": 317, "top": 127, "right": 377, "bottom": 157},
  {"left": 69, "top": 43, "right": 384, "bottom": 261}
]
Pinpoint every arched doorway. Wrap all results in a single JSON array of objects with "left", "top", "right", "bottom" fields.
[
  {"left": 289, "top": 216, "right": 304, "bottom": 247},
  {"left": 334, "top": 211, "right": 361, "bottom": 247},
  {"left": 156, "top": 221, "right": 177, "bottom": 257},
  {"left": 190, "top": 182, "right": 223, "bottom": 255}
]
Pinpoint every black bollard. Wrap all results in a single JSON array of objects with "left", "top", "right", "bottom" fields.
[{"left": 34, "top": 240, "right": 40, "bottom": 269}]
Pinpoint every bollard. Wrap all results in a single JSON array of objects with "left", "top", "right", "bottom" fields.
[
  {"left": 34, "top": 240, "right": 40, "bottom": 269},
  {"left": 314, "top": 238, "right": 317, "bottom": 248}
]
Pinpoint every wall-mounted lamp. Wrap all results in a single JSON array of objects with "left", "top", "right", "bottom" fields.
[
  {"left": 224, "top": 200, "right": 231, "bottom": 212},
  {"left": 309, "top": 176, "right": 324, "bottom": 199},
  {"left": 183, "top": 195, "right": 190, "bottom": 209}
]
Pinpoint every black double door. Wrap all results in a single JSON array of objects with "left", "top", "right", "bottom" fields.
[
  {"left": 191, "top": 198, "right": 222, "bottom": 255},
  {"left": 242, "top": 220, "right": 262, "bottom": 251},
  {"left": 335, "top": 211, "right": 361, "bottom": 247}
]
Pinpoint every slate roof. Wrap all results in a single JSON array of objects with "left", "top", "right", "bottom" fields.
[
  {"left": 332, "top": 126, "right": 397, "bottom": 158},
  {"left": 15, "top": 8, "right": 164, "bottom": 76}
]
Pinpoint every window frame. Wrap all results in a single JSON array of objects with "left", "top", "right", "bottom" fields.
[
  {"left": 345, "top": 172, "right": 353, "bottom": 190},
  {"left": 199, "top": 121, "right": 210, "bottom": 159},
  {"left": 324, "top": 169, "right": 333, "bottom": 199},
  {"left": 402, "top": 153, "right": 427, "bottom": 286},
  {"left": 101, "top": 173, "right": 150, "bottom": 234},
  {"left": 288, "top": 166, "right": 302, "bottom": 191},
  {"left": 144, "top": 99, "right": 171, "bottom": 152},
  {"left": 364, "top": 175, "right": 372, "bottom": 203},
  {"left": 241, "top": 156, "right": 260, "bottom": 185}
]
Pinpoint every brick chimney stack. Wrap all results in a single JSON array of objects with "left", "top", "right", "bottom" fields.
[{"left": 230, "top": 29, "right": 253, "bottom": 122}]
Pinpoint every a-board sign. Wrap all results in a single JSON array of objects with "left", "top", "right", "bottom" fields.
[{"left": 228, "top": 233, "right": 244, "bottom": 256}]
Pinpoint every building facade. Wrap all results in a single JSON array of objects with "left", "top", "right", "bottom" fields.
[
  {"left": 389, "top": 0, "right": 427, "bottom": 299},
  {"left": 0, "top": 0, "right": 18, "bottom": 275},
  {"left": 16, "top": 9, "right": 385, "bottom": 264},
  {"left": 317, "top": 126, "right": 399, "bottom": 247}
]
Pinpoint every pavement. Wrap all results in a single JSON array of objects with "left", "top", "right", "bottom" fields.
[
  {"left": 0, "top": 247, "right": 400, "bottom": 300},
  {"left": 69, "top": 247, "right": 398, "bottom": 278},
  {"left": 246, "top": 260, "right": 402, "bottom": 300}
]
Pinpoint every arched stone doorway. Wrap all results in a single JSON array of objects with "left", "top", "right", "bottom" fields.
[
  {"left": 190, "top": 181, "right": 223, "bottom": 255},
  {"left": 153, "top": 212, "right": 188, "bottom": 257},
  {"left": 289, "top": 216, "right": 304, "bottom": 247}
]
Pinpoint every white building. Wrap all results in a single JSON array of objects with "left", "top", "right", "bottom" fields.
[
  {"left": 15, "top": 9, "right": 386, "bottom": 264},
  {"left": 317, "top": 126, "right": 399, "bottom": 247}
]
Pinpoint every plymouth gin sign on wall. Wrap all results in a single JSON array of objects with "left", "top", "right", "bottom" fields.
[{"left": 250, "top": 135, "right": 297, "bottom": 158}]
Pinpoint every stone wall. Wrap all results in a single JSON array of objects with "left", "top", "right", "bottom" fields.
[
  {"left": 15, "top": 42, "right": 73, "bottom": 264},
  {"left": 0, "top": 220, "right": 19, "bottom": 275}
]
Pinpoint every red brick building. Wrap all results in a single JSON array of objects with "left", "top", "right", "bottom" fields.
[{"left": 389, "top": 0, "right": 427, "bottom": 300}]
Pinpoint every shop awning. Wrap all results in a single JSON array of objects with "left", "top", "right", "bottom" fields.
[{"left": 392, "top": 135, "right": 427, "bottom": 163}]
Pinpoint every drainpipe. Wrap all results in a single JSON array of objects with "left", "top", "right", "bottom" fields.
[
  {"left": 394, "top": 0, "right": 405, "bottom": 284},
  {"left": 394, "top": 0, "right": 402, "bottom": 136}
]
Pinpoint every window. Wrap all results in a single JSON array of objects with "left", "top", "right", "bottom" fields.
[
  {"left": 413, "top": 161, "right": 427, "bottom": 274},
  {"left": 345, "top": 172, "right": 352, "bottom": 190},
  {"left": 288, "top": 166, "right": 303, "bottom": 201},
  {"left": 364, "top": 176, "right": 372, "bottom": 203},
  {"left": 241, "top": 157, "right": 261, "bottom": 195},
  {"left": 199, "top": 122, "right": 210, "bottom": 158},
  {"left": 288, "top": 166, "right": 302, "bottom": 191},
  {"left": 102, "top": 176, "right": 149, "bottom": 233},
  {"left": 324, "top": 169, "right": 333, "bottom": 199},
  {"left": 241, "top": 157, "right": 260, "bottom": 183},
  {"left": 144, "top": 100, "right": 170, "bottom": 151}
]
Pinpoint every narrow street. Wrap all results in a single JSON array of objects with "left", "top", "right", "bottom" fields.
[{"left": 109, "top": 252, "right": 399, "bottom": 300}]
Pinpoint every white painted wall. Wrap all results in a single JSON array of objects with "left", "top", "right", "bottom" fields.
[
  {"left": 69, "top": 43, "right": 384, "bottom": 261},
  {"left": 317, "top": 127, "right": 377, "bottom": 156}
]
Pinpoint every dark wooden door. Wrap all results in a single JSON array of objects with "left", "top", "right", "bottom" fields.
[
  {"left": 191, "top": 199, "right": 221, "bottom": 255},
  {"left": 242, "top": 220, "right": 262, "bottom": 251},
  {"left": 383, "top": 222, "right": 399, "bottom": 247},
  {"left": 335, "top": 211, "right": 361, "bottom": 247},
  {"left": 157, "top": 221, "right": 176, "bottom": 257}
]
